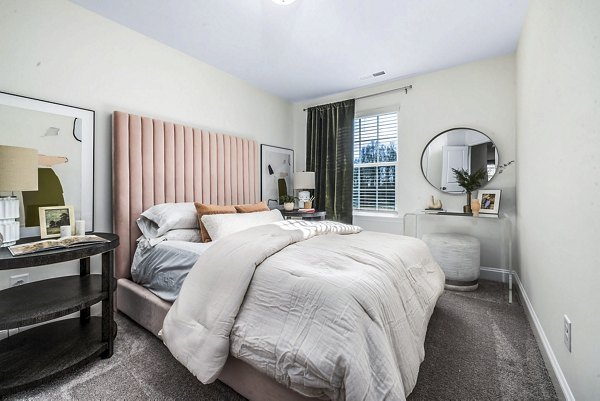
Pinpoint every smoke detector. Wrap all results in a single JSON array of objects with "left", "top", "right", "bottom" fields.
[{"left": 272, "top": 0, "right": 297, "bottom": 5}]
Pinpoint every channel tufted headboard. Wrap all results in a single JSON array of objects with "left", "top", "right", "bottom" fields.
[{"left": 112, "top": 111, "right": 259, "bottom": 280}]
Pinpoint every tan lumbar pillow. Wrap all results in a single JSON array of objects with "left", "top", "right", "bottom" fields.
[
  {"left": 194, "top": 203, "right": 237, "bottom": 242},
  {"left": 234, "top": 201, "right": 270, "bottom": 213}
]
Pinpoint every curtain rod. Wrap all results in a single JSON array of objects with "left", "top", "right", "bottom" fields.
[{"left": 303, "top": 85, "right": 413, "bottom": 111}]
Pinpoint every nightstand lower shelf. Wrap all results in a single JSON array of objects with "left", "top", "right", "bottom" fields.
[
  {"left": 0, "top": 317, "right": 114, "bottom": 394},
  {"left": 0, "top": 275, "right": 106, "bottom": 329}
]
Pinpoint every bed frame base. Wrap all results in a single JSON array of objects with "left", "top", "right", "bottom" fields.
[{"left": 117, "top": 279, "right": 321, "bottom": 401}]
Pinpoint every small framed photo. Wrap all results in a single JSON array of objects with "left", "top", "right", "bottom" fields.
[
  {"left": 477, "top": 190, "right": 501, "bottom": 215},
  {"left": 39, "top": 206, "right": 75, "bottom": 239}
]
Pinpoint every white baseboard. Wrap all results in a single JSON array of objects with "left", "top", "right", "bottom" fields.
[{"left": 513, "top": 272, "right": 575, "bottom": 401}]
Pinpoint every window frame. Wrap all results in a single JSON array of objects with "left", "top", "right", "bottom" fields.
[{"left": 352, "top": 109, "right": 400, "bottom": 215}]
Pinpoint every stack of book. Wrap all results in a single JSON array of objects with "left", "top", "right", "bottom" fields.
[
  {"left": 422, "top": 209, "right": 445, "bottom": 214},
  {"left": 298, "top": 208, "right": 315, "bottom": 213}
]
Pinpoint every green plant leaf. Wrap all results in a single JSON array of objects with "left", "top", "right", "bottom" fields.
[
  {"left": 451, "top": 167, "right": 487, "bottom": 192},
  {"left": 279, "top": 194, "right": 297, "bottom": 203}
]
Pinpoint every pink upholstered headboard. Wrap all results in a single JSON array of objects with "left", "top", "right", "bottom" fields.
[{"left": 112, "top": 111, "right": 259, "bottom": 279}]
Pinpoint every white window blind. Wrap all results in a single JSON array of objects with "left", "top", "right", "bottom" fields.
[{"left": 353, "top": 112, "right": 398, "bottom": 211}]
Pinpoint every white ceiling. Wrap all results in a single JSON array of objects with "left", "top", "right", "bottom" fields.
[{"left": 71, "top": 0, "right": 529, "bottom": 102}]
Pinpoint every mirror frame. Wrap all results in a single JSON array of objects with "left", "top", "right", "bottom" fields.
[
  {"left": 420, "top": 127, "right": 499, "bottom": 194},
  {"left": 0, "top": 91, "right": 95, "bottom": 236}
]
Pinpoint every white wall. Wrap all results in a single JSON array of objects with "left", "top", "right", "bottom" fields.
[
  {"left": 0, "top": 0, "right": 292, "bottom": 289},
  {"left": 516, "top": 1, "right": 600, "bottom": 399},
  {"left": 292, "top": 55, "right": 516, "bottom": 269}
]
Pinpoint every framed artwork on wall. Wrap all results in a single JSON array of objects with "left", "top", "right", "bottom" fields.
[
  {"left": 39, "top": 205, "right": 75, "bottom": 239},
  {"left": 477, "top": 189, "right": 501, "bottom": 215},
  {"left": 260, "top": 144, "right": 294, "bottom": 206},
  {"left": 0, "top": 91, "right": 95, "bottom": 237}
]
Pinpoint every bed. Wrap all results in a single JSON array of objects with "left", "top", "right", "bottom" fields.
[{"left": 112, "top": 111, "right": 444, "bottom": 401}]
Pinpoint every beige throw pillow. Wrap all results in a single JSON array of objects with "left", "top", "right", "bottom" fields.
[{"left": 234, "top": 201, "right": 270, "bottom": 213}]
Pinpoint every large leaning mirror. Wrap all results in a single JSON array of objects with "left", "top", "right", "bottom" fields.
[
  {"left": 421, "top": 127, "right": 499, "bottom": 193},
  {"left": 0, "top": 91, "right": 94, "bottom": 237}
]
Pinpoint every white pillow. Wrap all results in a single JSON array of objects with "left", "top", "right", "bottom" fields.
[
  {"left": 163, "top": 228, "right": 201, "bottom": 243},
  {"left": 201, "top": 209, "right": 283, "bottom": 241},
  {"left": 137, "top": 202, "right": 198, "bottom": 238}
]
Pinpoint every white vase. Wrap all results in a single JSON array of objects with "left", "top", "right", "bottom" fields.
[{"left": 284, "top": 202, "right": 294, "bottom": 211}]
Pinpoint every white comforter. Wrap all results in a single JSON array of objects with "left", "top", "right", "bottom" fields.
[{"left": 162, "top": 220, "right": 444, "bottom": 401}]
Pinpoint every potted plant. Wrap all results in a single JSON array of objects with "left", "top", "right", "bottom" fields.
[
  {"left": 279, "top": 194, "right": 297, "bottom": 211},
  {"left": 451, "top": 167, "right": 487, "bottom": 214}
]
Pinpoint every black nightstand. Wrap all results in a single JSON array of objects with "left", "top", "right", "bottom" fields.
[
  {"left": 280, "top": 210, "right": 326, "bottom": 220},
  {"left": 0, "top": 233, "right": 119, "bottom": 395}
]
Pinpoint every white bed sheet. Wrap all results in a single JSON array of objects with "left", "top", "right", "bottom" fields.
[{"left": 131, "top": 239, "right": 212, "bottom": 302}]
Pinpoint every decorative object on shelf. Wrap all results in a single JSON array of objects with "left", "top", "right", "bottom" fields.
[
  {"left": 421, "top": 127, "right": 499, "bottom": 193},
  {"left": 303, "top": 196, "right": 314, "bottom": 209},
  {"left": 471, "top": 199, "right": 481, "bottom": 217},
  {"left": 0, "top": 91, "right": 95, "bottom": 235},
  {"left": 279, "top": 194, "right": 297, "bottom": 211},
  {"left": 423, "top": 209, "right": 446, "bottom": 214},
  {"left": 60, "top": 225, "right": 72, "bottom": 238},
  {"left": 39, "top": 205, "right": 75, "bottom": 239},
  {"left": 261, "top": 144, "right": 294, "bottom": 205},
  {"left": 294, "top": 171, "right": 315, "bottom": 208},
  {"left": 0, "top": 145, "right": 39, "bottom": 247},
  {"left": 477, "top": 189, "right": 502, "bottom": 215},
  {"left": 451, "top": 167, "right": 487, "bottom": 214},
  {"left": 426, "top": 195, "right": 443, "bottom": 210},
  {"left": 75, "top": 219, "right": 86, "bottom": 236}
]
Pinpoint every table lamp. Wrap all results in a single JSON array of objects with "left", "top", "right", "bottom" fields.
[
  {"left": 294, "top": 171, "right": 315, "bottom": 208},
  {"left": 0, "top": 145, "right": 39, "bottom": 246}
]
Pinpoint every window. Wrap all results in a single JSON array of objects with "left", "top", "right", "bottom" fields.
[{"left": 353, "top": 112, "right": 398, "bottom": 212}]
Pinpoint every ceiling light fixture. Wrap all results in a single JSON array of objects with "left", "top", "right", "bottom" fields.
[{"left": 272, "top": 0, "right": 297, "bottom": 5}]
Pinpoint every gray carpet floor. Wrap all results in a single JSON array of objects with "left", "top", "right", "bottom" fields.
[{"left": 5, "top": 280, "right": 557, "bottom": 401}]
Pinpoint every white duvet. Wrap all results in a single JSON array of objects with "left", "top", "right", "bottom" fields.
[{"left": 162, "top": 220, "right": 444, "bottom": 401}]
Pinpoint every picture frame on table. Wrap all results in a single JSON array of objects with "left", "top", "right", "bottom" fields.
[
  {"left": 477, "top": 190, "right": 501, "bottom": 215},
  {"left": 260, "top": 144, "right": 294, "bottom": 206},
  {"left": 39, "top": 205, "right": 75, "bottom": 239}
]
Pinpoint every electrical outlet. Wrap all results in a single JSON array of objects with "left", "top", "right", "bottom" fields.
[
  {"left": 10, "top": 273, "right": 29, "bottom": 287},
  {"left": 563, "top": 315, "right": 572, "bottom": 352}
]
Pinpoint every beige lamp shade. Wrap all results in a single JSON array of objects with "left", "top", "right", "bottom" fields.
[
  {"left": 0, "top": 145, "right": 39, "bottom": 191},
  {"left": 294, "top": 171, "right": 315, "bottom": 189}
]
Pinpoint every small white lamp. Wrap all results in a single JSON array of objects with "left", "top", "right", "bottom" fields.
[
  {"left": 294, "top": 171, "right": 315, "bottom": 208},
  {"left": 0, "top": 145, "right": 39, "bottom": 246}
]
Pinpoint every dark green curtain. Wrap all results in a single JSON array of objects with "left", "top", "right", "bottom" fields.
[{"left": 306, "top": 99, "right": 355, "bottom": 224}]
